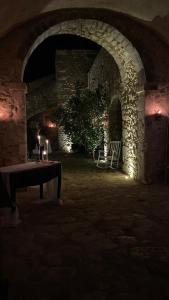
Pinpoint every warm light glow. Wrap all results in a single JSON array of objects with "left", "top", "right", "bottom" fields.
[
  {"left": 0, "top": 107, "right": 10, "bottom": 121},
  {"left": 42, "top": 150, "right": 47, "bottom": 161},
  {"left": 46, "top": 139, "right": 49, "bottom": 160},
  {"left": 128, "top": 169, "right": 135, "bottom": 179},
  {"left": 145, "top": 95, "right": 168, "bottom": 117},
  {"left": 48, "top": 121, "right": 56, "bottom": 128},
  {"left": 125, "top": 157, "right": 135, "bottom": 179},
  {"left": 64, "top": 143, "right": 72, "bottom": 153},
  {"left": 0, "top": 103, "right": 22, "bottom": 122}
]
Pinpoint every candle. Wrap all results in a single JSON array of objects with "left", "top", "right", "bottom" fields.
[
  {"left": 46, "top": 139, "right": 49, "bottom": 160},
  {"left": 37, "top": 135, "right": 41, "bottom": 160},
  {"left": 42, "top": 150, "right": 47, "bottom": 160}
]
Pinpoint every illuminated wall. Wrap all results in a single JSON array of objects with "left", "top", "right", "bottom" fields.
[
  {"left": 0, "top": 83, "right": 27, "bottom": 166},
  {"left": 58, "top": 126, "right": 72, "bottom": 153},
  {"left": 88, "top": 48, "right": 145, "bottom": 179}
]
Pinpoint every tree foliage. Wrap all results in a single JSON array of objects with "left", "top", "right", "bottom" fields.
[{"left": 53, "top": 82, "right": 110, "bottom": 154}]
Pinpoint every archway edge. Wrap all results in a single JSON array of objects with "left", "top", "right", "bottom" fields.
[
  {"left": 23, "top": 18, "right": 146, "bottom": 180},
  {"left": 22, "top": 19, "right": 145, "bottom": 83}
]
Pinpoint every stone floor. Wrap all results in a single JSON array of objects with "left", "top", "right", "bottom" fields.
[{"left": 1, "top": 154, "right": 169, "bottom": 299}]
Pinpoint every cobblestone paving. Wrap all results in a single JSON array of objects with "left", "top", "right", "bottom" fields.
[{"left": 1, "top": 154, "right": 169, "bottom": 299}]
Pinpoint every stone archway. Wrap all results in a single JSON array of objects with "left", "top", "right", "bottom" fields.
[{"left": 23, "top": 19, "right": 146, "bottom": 180}]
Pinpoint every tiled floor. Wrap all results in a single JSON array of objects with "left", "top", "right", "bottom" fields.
[{"left": 1, "top": 154, "right": 169, "bottom": 299}]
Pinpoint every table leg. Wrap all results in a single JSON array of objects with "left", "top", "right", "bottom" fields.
[{"left": 10, "top": 184, "right": 16, "bottom": 211}]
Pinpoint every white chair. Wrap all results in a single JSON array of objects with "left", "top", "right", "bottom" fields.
[{"left": 96, "top": 141, "right": 121, "bottom": 169}]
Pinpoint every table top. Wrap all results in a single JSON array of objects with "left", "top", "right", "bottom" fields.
[{"left": 0, "top": 161, "right": 61, "bottom": 174}]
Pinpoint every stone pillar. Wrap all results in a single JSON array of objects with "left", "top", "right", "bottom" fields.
[
  {"left": 144, "top": 86, "right": 169, "bottom": 182},
  {"left": 58, "top": 126, "right": 72, "bottom": 153},
  {"left": 0, "top": 82, "right": 27, "bottom": 166},
  {"left": 102, "top": 111, "right": 109, "bottom": 158}
]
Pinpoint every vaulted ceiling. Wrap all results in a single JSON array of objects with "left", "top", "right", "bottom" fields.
[
  {"left": 1, "top": 0, "right": 169, "bottom": 39},
  {"left": 0, "top": 1, "right": 169, "bottom": 85}
]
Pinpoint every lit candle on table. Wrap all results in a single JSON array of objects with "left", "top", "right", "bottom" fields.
[
  {"left": 46, "top": 139, "right": 49, "bottom": 160},
  {"left": 42, "top": 150, "right": 47, "bottom": 160},
  {"left": 38, "top": 135, "right": 41, "bottom": 160}
]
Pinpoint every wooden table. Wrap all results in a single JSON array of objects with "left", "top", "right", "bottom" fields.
[{"left": 0, "top": 161, "right": 62, "bottom": 209}]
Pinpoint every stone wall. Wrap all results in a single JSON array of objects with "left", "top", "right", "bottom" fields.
[
  {"left": 55, "top": 50, "right": 97, "bottom": 104},
  {"left": 88, "top": 48, "right": 121, "bottom": 141},
  {"left": 89, "top": 46, "right": 169, "bottom": 183},
  {"left": 88, "top": 48, "right": 120, "bottom": 93},
  {"left": 88, "top": 47, "right": 144, "bottom": 179},
  {"left": 58, "top": 126, "right": 72, "bottom": 153},
  {"left": 145, "top": 85, "right": 169, "bottom": 182},
  {"left": 0, "top": 83, "right": 27, "bottom": 166},
  {"left": 26, "top": 50, "right": 97, "bottom": 119},
  {"left": 26, "top": 76, "right": 56, "bottom": 119},
  {"left": 26, "top": 49, "right": 98, "bottom": 152}
]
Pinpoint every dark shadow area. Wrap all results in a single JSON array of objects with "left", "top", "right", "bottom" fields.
[
  {"left": 145, "top": 114, "right": 168, "bottom": 183},
  {"left": 0, "top": 278, "right": 8, "bottom": 300},
  {"left": 24, "top": 34, "right": 100, "bottom": 82}
]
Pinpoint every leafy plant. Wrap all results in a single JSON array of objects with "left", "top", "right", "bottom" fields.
[{"left": 52, "top": 81, "right": 110, "bottom": 155}]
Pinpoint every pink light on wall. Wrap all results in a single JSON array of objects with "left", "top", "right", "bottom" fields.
[
  {"left": 145, "top": 93, "right": 169, "bottom": 117},
  {"left": 0, "top": 102, "right": 22, "bottom": 122},
  {"left": 0, "top": 106, "right": 10, "bottom": 121}
]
